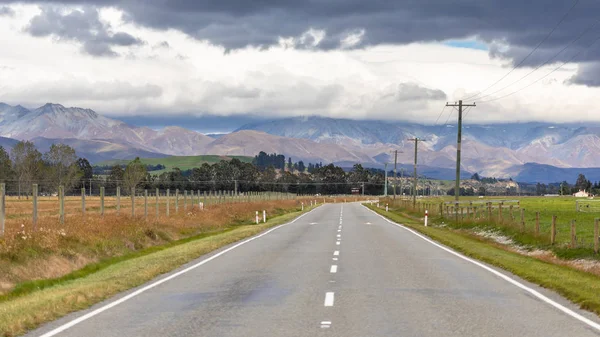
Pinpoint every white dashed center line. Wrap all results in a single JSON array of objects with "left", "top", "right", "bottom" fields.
[
  {"left": 324, "top": 292, "right": 335, "bottom": 306},
  {"left": 334, "top": 251, "right": 339, "bottom": 256},
  {"left": 330, "top": 265, "right": 338, "bottom": 273}
]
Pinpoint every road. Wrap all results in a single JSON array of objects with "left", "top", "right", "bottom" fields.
[{"left": 29, "top": 202, "right": 600, "bottom": 337}]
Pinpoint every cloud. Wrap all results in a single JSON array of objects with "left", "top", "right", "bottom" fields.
[
  {"left": 24, "top": 6, "right": 143, "bottom": 56},
  {"left": 3, "top": 79, "right": 162, "bottom": 105},
  {"left": 4, "top": 1, "right": 600, "bottom": 83},
  {"left": 393, "top": 83, "right": 447, "bottom": 102},
  {"left": 0, "top": 5, "right": 14, "bottom": 16}
]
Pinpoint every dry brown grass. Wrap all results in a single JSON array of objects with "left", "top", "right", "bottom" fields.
[{"left": 0, "top": 198, "right": 314, "bottom": 294}]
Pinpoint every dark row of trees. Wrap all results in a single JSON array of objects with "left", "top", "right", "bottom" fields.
[{"left": 0, "top": 141, "right": 151, "bottom": 196}]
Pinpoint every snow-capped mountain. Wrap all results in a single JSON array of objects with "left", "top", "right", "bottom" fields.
[
  {"left": 0, "top": 103, "right": 213, "bottom": 156},
  {"left": 237, "top": 116, "right": 600, "bottom": 172},
  {"left": 2, "top": 102, "right": 600, "bottom": 181}
]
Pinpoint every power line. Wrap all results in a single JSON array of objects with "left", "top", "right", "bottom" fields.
[
  {"left": 464, "top": 0, "right": 581, "bottom": 101},
  {"left": 473, "top": 17, "right": 600, "bottom": 102},
  {"left": 479, "top": 33, "right": 600, "bottom": 103}
]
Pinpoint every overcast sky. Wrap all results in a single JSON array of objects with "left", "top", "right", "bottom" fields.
[{"left": 1, "top": 1, "right": 600, "bottom": 127}]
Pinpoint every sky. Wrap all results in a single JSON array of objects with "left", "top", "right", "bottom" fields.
[{"left": 1, "top": 0, "right": 600, "bottom": 129}]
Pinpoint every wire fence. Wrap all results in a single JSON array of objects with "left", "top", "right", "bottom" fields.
[
  {"left": 0, "top": 182, "right": 373, "bottom": 238},
  {"left": 382, "top": 197, "right": 600, "bottom": 253}
]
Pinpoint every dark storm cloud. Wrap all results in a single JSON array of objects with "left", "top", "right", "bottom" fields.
[
  {"left": 24, "top": 6, "right": 143, "bottom": 56},
  {"left": 4, "top": 0, "right": 600, "bottom": 84}
]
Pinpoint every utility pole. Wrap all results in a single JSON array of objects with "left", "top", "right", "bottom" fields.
[
  {"left": 445, "top": 100, "right": 476, "bottom": 202},
  {"left": 400, "top": 168, "right": 404, "bottom": 197},
  {"left": 407, "top": 138, "right": 425, "bottom": 206},
  {"left": 393, "top": 150, "right": 399, "bottom": 200},
  {"left": 384, "top": 163, "right": 388, "bottom": 197}
]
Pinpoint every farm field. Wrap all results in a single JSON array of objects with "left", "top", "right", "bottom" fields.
[{"left": 390, "top": 195, "right": 600, "bottom": 251}]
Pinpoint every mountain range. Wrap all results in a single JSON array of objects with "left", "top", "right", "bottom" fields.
[{"left": 0, "top": 103, "right": 599, "bottom": 183}]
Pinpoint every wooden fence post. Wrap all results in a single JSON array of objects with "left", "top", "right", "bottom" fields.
[
  {"left": 499, "top": 202, "right": 503, "bottom": 222},
  {"left": 166, "top": 189, "right": 170, "bottom": 217},
  {"left": 156, "top": 188, "right": 159, "bottom": 220},
  {"left": 81, "top": 187, "right": 86, "bottom": 215},
  {"left": 595, "top": 219, "right": 599, "bottom": 254},
  {"left": 551, "top": 215, "right": 557, "bottom": 245},
  {"left": 33, "top": 184, "right": 38, "bottom": 230},
  {"left": 0, "top": 183, "right": 4, "bottom": 237},
  {"left": 116, "top": 186, "right": 120, "bottom": 215},
  {"left": 570, "top": 220, "right": 576, "bottom": 249},
  {"left": 520, "top": 208, "right": 525, "bottom": 231},
  {"left": 175, "top": 189, "right": 179, "bottom": 214},
  {"left": 144, "top": 189, "right": 148, "bottom": 220},
  {"left": 184, "top": 190, "right": 188, "bottom": 211},
  {"left": 59, "top": 185, "right": 65, "bottom": 225},
  {"left": 535, "top": 212, "right": 540, "bottom": 235},
  {"left": 131, "top": 187, "right": 135, "bottom": 217},
  {"left": 100, "top": 186, "right": 105, "bottom": 216}
]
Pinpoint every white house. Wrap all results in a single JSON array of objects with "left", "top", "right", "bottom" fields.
[{"left": 574, "top": 190, "right": 590, "bottom": 198}]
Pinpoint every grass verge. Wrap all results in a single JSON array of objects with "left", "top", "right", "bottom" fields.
[
  {"left": 0, "top": 206, "right": 313, "bottom": 337},
  {"left": 366, "top": 204, "right": 600, "bottom": 319}
]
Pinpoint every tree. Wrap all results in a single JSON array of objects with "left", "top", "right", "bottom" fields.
[
  {"left": 76, "top": 158, "right": 93, "bottom": 182},
  {"left": 288, "top": 157, "right": 293, "bottom": 171},
  {"left": 471, "top": 173, "right": 481, "bottom": 181},
  {"left": 0, "top": 146, "right": 13, "bottom": 182},
  {"left": 123, "top": 157, "right": 147, "bottom": 193},
  {"left": 478, "top": 186, "right": 486, "bottom": 196},
  {"left": 107, "top": 165, "right": 125, "bottom": 190},
  {"left": 575, "top": 173, "right": 589, "bottom": 191},
  {"left": 11, "top": 141, "right": 43, "bottom": 197},
  {"left": 44, "top": 144, "right": 82, "bottom": 191},
  {"left": 297, "top": 160, "right": 306, "bottom": 173}
]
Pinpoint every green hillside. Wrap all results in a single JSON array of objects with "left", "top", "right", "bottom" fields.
[{"left": 96, "top": 155, "right": 253, "bottom": 174}]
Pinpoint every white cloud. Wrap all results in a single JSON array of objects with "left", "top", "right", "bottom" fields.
[{"left": 0, "top": 4, "right": 599, "bottom": 124}]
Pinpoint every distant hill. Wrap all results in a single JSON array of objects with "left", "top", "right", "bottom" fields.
[
  {"left": 4, "top": 102, "right": 600, "bottom": 183},
  {"left": 508, "top": 163, "right": 600, "bottom": 184},
  {"left": 96, "top": 155, "right": 253, "bottom": 174}
]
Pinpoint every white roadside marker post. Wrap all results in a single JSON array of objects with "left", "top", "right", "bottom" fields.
[
  {"left": 263, "top": 210, "right": 266, "bottom": 223},
  {"left": 256, "top": 211, "right": 259, "bottom": 224},
  {"left": 425, "top": 209, "right": 429, "bottom": 227},
  {"left": 386, "top": 204, "right": 388, "bottom": 212}
]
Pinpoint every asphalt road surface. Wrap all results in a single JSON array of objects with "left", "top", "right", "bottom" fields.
[{"left": 29, "top": 203, "right": 600, "bottom": 337}]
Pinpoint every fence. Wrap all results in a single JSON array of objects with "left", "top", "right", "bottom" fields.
[
  {"left": 382, "top": 197, "right": 600, "bottom": 254},
  {"left": 0, "top": 182, "right": 373, "bottom": 238}
]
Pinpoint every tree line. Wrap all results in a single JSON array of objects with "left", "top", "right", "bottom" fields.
[{"left": 0, "top": 144, "right": 386, "bottom": 196}]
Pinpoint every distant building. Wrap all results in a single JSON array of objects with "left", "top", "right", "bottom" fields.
[{"left": 574, "top": 190, "right": 590, "bottom": 198}]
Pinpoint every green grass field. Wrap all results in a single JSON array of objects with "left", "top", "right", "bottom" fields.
[
  {"left": 96, "top": 155, "right": 253, "bottom": 174},
  {"left": 390, "top": 196, "right": 600, "bottom": 256}
]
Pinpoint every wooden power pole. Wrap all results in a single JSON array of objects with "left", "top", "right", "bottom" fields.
[
  {"left": 445, "top": 100, "right": 476, "bottom": 202},
  {"left": 407, "top": 138, "right": 425, "bottom": 207}
]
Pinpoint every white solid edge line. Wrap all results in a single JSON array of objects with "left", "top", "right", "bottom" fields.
[
  {"left": 364, "top": 206, "right": 600, "bottom": 332},
  {"left": 38, "top": 207, "right": 322, "bottom": 337},
  {"left": 324, "top": 292, "right": 335, "bottom": 306},
  {"left": 330, "top": 265, "right": 338, "bottom": 273}
]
